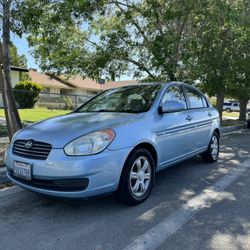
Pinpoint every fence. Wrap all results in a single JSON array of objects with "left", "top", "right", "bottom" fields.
[
  {"left": 0, "top": 90, "right": 95, "bottom": 110},
  {"left": 0, "top": 90, "right": 97, "bottom": 125}
]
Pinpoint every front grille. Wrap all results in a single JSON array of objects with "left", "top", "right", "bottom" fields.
[{"left": 13, "top": 140, "right": 52, "bottom": 160}]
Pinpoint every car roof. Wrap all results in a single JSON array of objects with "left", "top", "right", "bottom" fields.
[{"left": 113, "top": 81, "right": 193, "bottom": 88}]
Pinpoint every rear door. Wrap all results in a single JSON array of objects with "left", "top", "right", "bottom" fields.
[{"left": 182, "top": 86, "right": 213, "bottom": 151}]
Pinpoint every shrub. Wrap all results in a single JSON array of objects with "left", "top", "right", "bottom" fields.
[
  {"left": 63, "top": 96, "right": 74, "bottom": 110},
  {"left": 13, "top": 81, "right": 43, "bottom": 108}
]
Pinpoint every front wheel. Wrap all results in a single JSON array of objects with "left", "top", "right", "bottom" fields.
[
  {"left": 202, "top": 132, "right": 220, "bottom": 163},
  {"left": 116, "top": 148, "right": 155, "bottom": 205}
]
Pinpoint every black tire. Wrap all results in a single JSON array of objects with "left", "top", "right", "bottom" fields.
[
  {"left": 202, "top": 132, "right": 220, "bottom": 163},
  {"left": 116, "top": 148, "right": 155, "bottom": 205},
  {"left": 226, "top": 108, "right": 231, "bottom": 113}
]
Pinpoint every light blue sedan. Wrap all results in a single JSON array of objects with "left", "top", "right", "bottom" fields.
[{"left": 5, "top": 82, "right": 220, "bottom": 205}]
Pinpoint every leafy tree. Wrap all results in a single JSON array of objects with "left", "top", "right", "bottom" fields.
[
  {"left": 14, "top": 0, "right": 250, "bottom": 120},
  {"left": 227, "top": 0, "right": 250, "bottom": 120},
  {"left": 9, "top": 42, "right": 27, "bottom": 67},
  {"left": 184, "top": 0, "right": 241, "bottom": 119},
  {"left": 13, "top": 80, "right": 43, "bottom": 108},
  {"left": 14, "top": 0, "right": 198, "bottom": 81},
  {"left": 0, "top": 0, "right": 22, "bottom": 139},
  {"left": 9, "top": 42, "right": 30, "bottom": 81}
]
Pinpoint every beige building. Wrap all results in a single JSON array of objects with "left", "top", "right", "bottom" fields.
[
  {"left": 0, "top": 66, "right": 29, "bottom": 107},
  {"left": 27, "top": 69, "right": 139, "bottom": 109},
  {"left": 29, "top": 69, "right": 139, "bottom": 96}
]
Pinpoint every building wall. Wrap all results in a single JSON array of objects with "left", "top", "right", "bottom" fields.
[
  {"left": 68, "top": 88, "right": 99, "bottom": 96},
  {"left": 0, "top": 71, "right": 21, "bottom": 107},
  {"left": 10, "top": 71, "right": 20, "bottom": 87},
  {"left": 48, "top": 86, "right": 61, "bottom": 94}
]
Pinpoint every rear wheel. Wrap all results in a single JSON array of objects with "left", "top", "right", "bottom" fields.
[
  {"left": 116, "top": 148, "right": 155, "bottom": 205},
  {"left": 226, "top": 108, "right": 231, "bottom": 112},
  {"left": 202, "top": 132, "right": 220, "bottom": 163}
]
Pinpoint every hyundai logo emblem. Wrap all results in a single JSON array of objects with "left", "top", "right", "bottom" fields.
[{"left": 24, "top": 140, "right": 33, "bottom": 149}]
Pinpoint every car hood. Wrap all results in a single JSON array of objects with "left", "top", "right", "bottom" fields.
[{"left": 15, "top": 112, "right": 143, "bottom": 148}]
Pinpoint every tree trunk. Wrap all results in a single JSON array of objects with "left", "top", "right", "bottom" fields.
[
  {"left": 239, "top": 98, "right": 249, "bottom": 121},
  {"left": 2, "top": 0, "right": 22, "bottom": 139},
  {"left": 216, "top": 89, "right": 225, "bottom": 122},
  {"left": 0, "top": 50, "right": 12, "bottom": 140}
]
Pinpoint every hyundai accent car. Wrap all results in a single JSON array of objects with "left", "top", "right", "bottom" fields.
[{"left": 5, "top": 82, "right": 220, "bottom": 205}]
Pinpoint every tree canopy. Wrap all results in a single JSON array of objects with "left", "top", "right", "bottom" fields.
[{"left": 9, "top": 0, "right": 250, "bottom": 119}]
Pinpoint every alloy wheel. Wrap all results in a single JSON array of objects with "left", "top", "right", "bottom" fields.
[
  {"left": 210, "top": 135, "right": 219, "bottom": 160},
  {"left": 129, "top": 156, "right": 152, "bottom": 198}
]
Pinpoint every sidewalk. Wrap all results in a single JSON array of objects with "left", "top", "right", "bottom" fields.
[
  {"left": 0, "top": 136, "right": 9, "bottom": 186},
  {"left": 0, "top": 166, "right": 8, "bottom": 186}
]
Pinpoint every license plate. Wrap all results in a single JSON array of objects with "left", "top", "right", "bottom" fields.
[{"left": 13, "top": 161, "right": 32, "bottom": 180}]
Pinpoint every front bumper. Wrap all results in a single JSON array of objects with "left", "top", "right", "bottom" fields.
[{"left": 5, "top": 146, "right": 131, "bottom": 198}]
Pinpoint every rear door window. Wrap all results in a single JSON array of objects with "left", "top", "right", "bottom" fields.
[{"left": 184, "top": 87, "right": 207, "bottom": 109}]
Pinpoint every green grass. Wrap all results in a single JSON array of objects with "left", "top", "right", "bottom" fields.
[
  {"left": 222, "top": 111, "right": 239, "bottom": 118},
  {"left": 0, "top": 108, "right": 69, "bottom": 123}
]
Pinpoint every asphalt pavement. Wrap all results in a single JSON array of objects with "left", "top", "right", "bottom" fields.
[{"left": 0, "top": 129, "right": 249, "bottom": 250}]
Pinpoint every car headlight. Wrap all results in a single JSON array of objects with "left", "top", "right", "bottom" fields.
[{"left": 64, "top": 129, "right": 116, "bottom": 156}]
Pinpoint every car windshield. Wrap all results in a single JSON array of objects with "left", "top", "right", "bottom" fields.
[{"left": 77, "top": 85, "right": 161, "bottom": 113}]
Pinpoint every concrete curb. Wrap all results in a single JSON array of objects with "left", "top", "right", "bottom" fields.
[
  {"left": 221, "top": 124, "right": 247, "bottom": 134},
  {"left": 0, "top": 166, "right": 8, "bottom": 185}
]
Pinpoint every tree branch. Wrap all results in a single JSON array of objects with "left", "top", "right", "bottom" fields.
[
  {"left": 125, "top": 58, "right": 155, "bottom": 78},
  {"left": 111, "top": 0, "right": 151, "bottom": 47}
]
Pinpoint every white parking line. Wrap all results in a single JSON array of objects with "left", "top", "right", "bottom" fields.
[
  {"left": 124, "top": 159, "right": 250, "bottom": 250},
  {"left": 0, "top": 186, "right": 23, "bottom": 199}
]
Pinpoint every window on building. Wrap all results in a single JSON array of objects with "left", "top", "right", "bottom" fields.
[{"left": 43, "top": 87, "right": 50, "bottom": 94}]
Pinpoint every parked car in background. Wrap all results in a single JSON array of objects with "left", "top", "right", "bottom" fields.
[
  {"left": 247, "top": 109, "right": 250, "bottom": 128},
  {"left": 223, "top": 102, "right": 240, "bottom": 112},
  {"left": 5, "top": 82, "right": 220, "bottom": 205}
]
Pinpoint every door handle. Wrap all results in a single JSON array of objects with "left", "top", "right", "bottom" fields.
[
  {"left": 186, "top": 115, "right": 193, "bottom": 121},
  {"left": 208, "top": 112, "right": 212, "bottom": 117}
]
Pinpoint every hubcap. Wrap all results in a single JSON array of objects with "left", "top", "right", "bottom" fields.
[
  {"left": 129, "top": 156, "right": 152, "bottom": 197},
  {"left": 210, "top": 135, "right": 219, "bottom": 160}
]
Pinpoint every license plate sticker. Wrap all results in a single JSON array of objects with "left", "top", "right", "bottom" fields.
[{"left": 13, "top": 161, "right": 32, "bottom": 180}]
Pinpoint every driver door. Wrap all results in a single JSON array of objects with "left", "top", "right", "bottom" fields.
[{"left": 156, "top": 85, "right": 193, "bottom": 169}]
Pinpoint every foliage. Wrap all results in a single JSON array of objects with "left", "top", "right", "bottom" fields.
[
  {"left": 63, "top": 96, "right": 74, "bottom": 110},
  {"left": 10, "top": 42, "right": 27, "bottom": 67},
  {"left": 13, "top": 80, "right": 43, "bottom": 108},
  {"left": 9, "top": 42, "right": 30, "bottom": 81},
  {"left": 13, "top": 0, "right": 200, "bottom": 81},
  {"left": 11, "top": 0, "right": 250, "bottom": 119}
]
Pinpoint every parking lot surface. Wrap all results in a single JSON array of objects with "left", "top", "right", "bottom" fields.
[{"left": 0, "top": 130, "right": 249, "bottom": 250}]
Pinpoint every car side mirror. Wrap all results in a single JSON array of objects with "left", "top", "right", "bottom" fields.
[{"left": 158, "top": 101, "right": 185, "bottom": 114}]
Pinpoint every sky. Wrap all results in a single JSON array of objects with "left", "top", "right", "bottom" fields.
[{"left": 11, "top": 33, "right": 38, "bottom": 70}]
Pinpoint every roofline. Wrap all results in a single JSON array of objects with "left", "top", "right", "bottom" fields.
[
  {"left": 45, "top": 73, "right": 77, "bottom": 89},
  {"left": 9, "top": 66, "right": 29, "bottom": 72}
]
